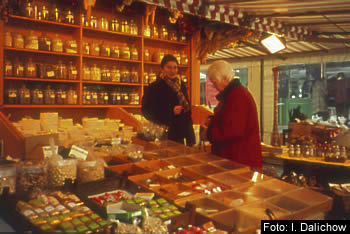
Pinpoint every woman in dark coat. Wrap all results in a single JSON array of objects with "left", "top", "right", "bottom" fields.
[{"left": 141, "top": 54, "right": 195, "bottom": 146}]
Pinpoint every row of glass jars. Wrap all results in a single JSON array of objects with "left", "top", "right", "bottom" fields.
[
  {"left": 84, "top": 42, "right": 138, "bottom": 60},
  {"left": 144, "top": 24, "right": 187, "bottom": 42},
  {"left": 82, "top": 87, "right": 139, "bottom": 105},
  {"left": 145, "top": 49, "right": 188, "bottom": 65},
  {"left": 82, "top": 15, "right": 138, "bottom": 35},
  {"left": 22, "top": 1, "right": 75, "bottom": 24},
  {"left": 5, "top": 31, "right": 77, "bottom": 53},
  {"left": 5, "top": 58, "right": 77, "bottom": 80},
  {"left": 7, "top": 85, "right": 78, "bottom": 105},
  {"left": 143, "top": 71, "right": 187, "bottom": 84},
  {"left": 83, "top": 64, "right": 139, "bottom": 83}
]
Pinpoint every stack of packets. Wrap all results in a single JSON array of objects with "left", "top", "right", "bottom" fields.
[
  {"left": 16, "top": 191, "right": 111, "bottom": 232},
  {"left": 329, "top": 183, "right": 350, "bottom": 193}
]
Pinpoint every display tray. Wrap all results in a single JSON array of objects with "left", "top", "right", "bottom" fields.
[
  {"left": 187, "top": 153, "right": 223, "bottom": 163},
  {"left": 232, "top": 170, "right": 272, "bottom": 183},
  {"left": 184, "top": 197, "right": 230, "bottom": 217},
  {"left": 148, "top": 140, "right": 185, "bottom": 149},
  {"left": 259, "top": 179, "right": 300, "bottom": 194},
  {"left": 134, "top": 159, "right": 176, "bottom": 172},
  {"left": 184, "top": 179, "right": 230, "bottom": 195},
  {"left": 103, "top": 155, "right": 129, "bottom": 166},
  {"left": 128, "top": 172, "right": 172, "bottom": 189},
  {"left": 143, "top": 149, "right": 182, "bottom": 159},
  {"left": 236, "top": 184, "right": 278, "bottom": 200},
  {"left": 238, "top": 200, "right": 290, "bottom": 220},
  {"left": 165, "top": 156, "right": 203, "bottom": 167},
  {"left": 157, "top": 168, "right": 205, "bottom": 183},
  {"left": 208, "top": 171, "right": 252, "bottom": 188},
  {"left": 266, "top": 195, "right": 309, "bottom": 214},
  {"left": 210, "top": 190, "right": 259, "bottom": 208},
  {"left": 166, "top": 146, "right": 202, "bottom": 155},
  {"left": 208, "top": 159, "right": 250, "bottom": 172},
  {"left": 186, "top": 164, "right": 226, "bottom": 176},
  {"left": 151, "top": 183, "right": 202, "bottom": 204},
  {"left": 107, "top": 163, "right": 149, "bottom": 176}
]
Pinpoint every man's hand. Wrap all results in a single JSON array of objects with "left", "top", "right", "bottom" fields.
[{"left": 173, "top": 105, "right": 183, "bottom": 115}]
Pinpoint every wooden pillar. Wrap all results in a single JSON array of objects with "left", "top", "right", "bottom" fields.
[{"left": 190, "top": 31, "right": 201, "bottom": 105}]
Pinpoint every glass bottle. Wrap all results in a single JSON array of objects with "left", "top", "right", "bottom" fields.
[
  {"left": 92, "top": 90, "right": 98, "bottom": 105},
  {"left": 13, "top": 33, "right": 24, "bottom": 49},
  {"left": 37, "top": 89, "right": 44, "bottom": 104},
  {"left": 19, "top": 85, "right": 29, "bottom": 104},
  {"left": 111, "top": 90, "right": 117, "bottom": 104},
  {"left": 61, "top": 89, "right": 67, "bottom": 104},
  {"left": 39, "top": 36, "right": 51, "bottom": 51},
  {"left": 130, "top": 67, "right": 138, "bottom": 83},
  {"left": 130, "top": 20, "right": 138, "bottom": 35},
  {"left": 144, "top": 25, "right": 151, "bottom": 37},
  {"left": 131, "top": 46, "right": 138, "bottom": 60},
  {"left": 82, "top": 86, "right": 87, "bottom": 104},
  {"left": 144, "top": 49, "right": 150, "bottom": 61},
  {"left": 91, "top": 42, "right": 100, "bottom": 56},
  {"left": 104, "top": 92, "right": 109, "bottom": 104},
  {"left": 56, "top": 60, "right": 67, "bottom": 79},
  {"left": 67, "top": 88, "right": 76, "bottom": 104},
  {"left": 55, "top": 89, "right": 62, "bottom": 104},
  {"left": 123, "top": 90, "right": 129, "bottom": 105},
  {"left": 98, "top": 17, "right": 109, "bottom": 30},
  {"left": 98, "top": 90, "right": 104, "bottom": 105},
  {"left": 52, "top": 34, "right": 63, "bottom": 52},
  {"left": 25, "top": 1, "right": 34, "bottom": 18},
  {"left": 52, "top": 7, "right": 60, "bottom": 22},
  {"left": 120, "top": 44, "right": 130, "bottom": 59},
  {"left": 31, "top": 87, "right": 39, "bottom": 104},
  {"left": 91, "top": 64, "right": 101, "bottom": 81},
  {"left": 101, "top": 44, "right": 110, "bottom": 57},
  {"left": 116, "top": 89, "right": 121, "bottom": 105},
  {"left": 86, "top": 89, "right": 92, "bottom": 104},
  {"left": 101, "top": 65, "right": 111, "bottom": 81},
  {"left": 7, "top": 88, "right": 18, "bottom": 104},
  {"left": 83, "top": 64, "right": 91, "bottom": 80},
  {"left": 67, "top": 61, "right": 77, "bottom": 80},
  {"left": 151, "top": 25, "right": 159, "bottom": 38},
  {"left": 135, "top": 92, "right": 140, "bottom": 105},
  {"left": 111, "top": 45, "right": 120, "bottom": 58},
  {"left": 121, "top": 19, "right": 129, "bottom": 33},
  {"left": 144, "top": 72, "right": 149, "bottom": 84},
  {"left": 4, "top": 32, "right": 12, "bottom": 47},
  {"left": 111, "top": 66, "right": 120, "bottom": 82},
  {"left": 25, "top": 30, "right": 39, "bottom": 50},
  {"left": 90, "top": 16, "right": 97, "bottom": 28},
  {"left": 25, "top": 58, "right": 37, "bottom": 77},
  {"left": 45, "top": 64, "right": 56, "bottom": 79},
  {"left": 41, "top": 5, "right": 49, "bottom": 20},
  {"left": 111, "top": 19, "right": 119, "bottom": 32},
  {"left": 4, "top": 58, "right": 13, "bottom": 77},
  {"left": 13, "top": 58, "right": 24, "bottom": 77},
  {"left": 181, "top": 52, "right": 188, "bottom": 65},
  {"left": 160, "top": 26, "right": 168, "bottom": 40},
  {"left": 83, "top": 42, "right": 90, "bottom": 55},
  {"left": 44, "top": 86, "right": 51, "bottom": 104},
  {"left": 181, "top": 74, "right": 187, "bottom": 83},
  {"left": 121, "top": 66, "right": 130, "bottom": 83},
  {"left": 65, "top": 10, "right": 74, "bottom": 24},
  {"left": 149, "top": 69, "right": 156, "bottom": 83}
]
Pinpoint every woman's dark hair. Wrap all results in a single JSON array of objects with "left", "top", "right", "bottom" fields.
[{"left": 161, "top": 54, "right": 179, "bottom": 68}]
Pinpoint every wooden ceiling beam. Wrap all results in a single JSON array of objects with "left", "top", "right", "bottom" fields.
[
  {"left": 289, "top": 21, "right": 350, "bottom": 26},
  {"left": 206, "top": 0, "right": 260, "bottom": 5},
  {"left": 304, "top": 36, "right": 350, "bottom": 44},
  {"left": 254, "top": 10, "right": 350, "bottom": 18}
]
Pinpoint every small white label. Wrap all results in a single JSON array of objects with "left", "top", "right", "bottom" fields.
[
  {"left": 47, "top": 71, "right": 54, "bottom": 77},
  {"left": 56, "top": 205, "right": 65, "bottom": 211},
  {"left": 72, "top": 71, "right": 77, "bottom": 75},
  {"left": 69, "top": 145, "right": 88, "bottom": 160},
  {"left": 23, "top": 210, "right": 35, "bottom": 217},
  {"left": 50, "top": 94, "right": 55, "bottom": 98},
  {"left": 86, "top": 95, "right": 91, "bottom": 100},
  {"left": 104, "top": 96, "right": 108, "bottom": 100},
  {"left": 25, "top": 94, "right": 30, "bottom": 98},
  {"left": 45, "top": 206, "right": 55, "bottom": 213},
  {"left": 111, "top": 138, "right": 121, "bottom": 145},
  {"left": 62, "top": 94, "right": 66, "bottom": 99},
  {"left": 42, "top": 145, "right": 58, "bottom": 158},
  {"left": 132, "top": 211, "right": 142, "bottom": 217},
  {"left": 117, "top": 96, "right": 121, "bottom": 100},
  {"left": 71, "top": 43, "right": 77, "bottom": 48}
]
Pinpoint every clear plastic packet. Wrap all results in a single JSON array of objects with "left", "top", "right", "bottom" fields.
[{"left": 77, "top": 159, "right": 105, "bottom": 183}]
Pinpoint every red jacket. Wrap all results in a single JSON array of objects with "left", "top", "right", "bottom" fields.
[{"left": 208, "top": 80, "right": 262, "bottom": 169}]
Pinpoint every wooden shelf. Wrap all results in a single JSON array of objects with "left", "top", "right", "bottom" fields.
[
  {"left": 8, "top": 14, "right": 80, "bottom": 29},
  {"left": 4, "top": 47, "right": 79, "bottom": 57},
  {"left": 3, "top": 104, "right": 141, "bottom": 108},
  {"left": 83, "top": 55, "right": 141, "bottom": 63},
  {"left": 83, "top": 81, "right": 141, "bottom": 86},
  {"left": 83, "top": 27, "right": 142, "bottom": 38},
  {"left": 144, "top": 37, "right": 188, "bottom": 46},
  {"left": 144, "top": 61, "right": 188, "bottom": 68},
  {"left": 4, "top": 77, "right": 80, "bottom": 83}
]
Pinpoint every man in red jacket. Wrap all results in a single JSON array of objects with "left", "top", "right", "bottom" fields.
[{"left": 202, "top": 60, "right": 262, "bottom": 170}]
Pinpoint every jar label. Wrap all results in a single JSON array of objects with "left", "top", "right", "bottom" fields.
[
  {"left": 25, "top": 94, "right": 30, "bottom": 98},
  {"left": 86, "top": 95, "right": 91, "bottom": 100},
  {"left": 9, "top": 93, "right": 17, "bottom": 98},
  {"left": 50, "top": 94, "right": 55, "bottom": 98},
  {"left": 71, "top": 43, "right": 77, "bottom": 48},
  {"left": 117, "top": 96, "right": 121, "bottom": 100},
  {"left": 69, "top": 145, "right": 88, "bottom": 160},
  {"left": 62, "top": 94, "right": 66, "bottom": 99},
  {"left": 38, "top": 94, "right": 43, "bottom": 98},
  {"left": 72, "top": 71, "right": 77, "bottom": 75},
  {"left": 74, "top": 95, "right": 78, "bottom": 99},
  {"left": 104, "top": 96, "right": 108, "bottom": 100},
  {"left": 93, "top": 95, "right": 97, "bottom": 99},
  {"left": 47, "top": 71, "right": 54, "bottom": 77},
  {"left": 5, "top": 65, "right": 12, "bottom": 70},
  {"left": 125, "top": 96, "right": 128, "bottom": 100}
]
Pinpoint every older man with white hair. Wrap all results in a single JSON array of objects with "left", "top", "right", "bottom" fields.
[{"left": 202, "top": 60, "right": 262, "bottom": 170}]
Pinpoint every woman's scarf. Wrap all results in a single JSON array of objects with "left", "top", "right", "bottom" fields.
[{"left": 163, "top": 76, "right": 190, "bottom": 113}]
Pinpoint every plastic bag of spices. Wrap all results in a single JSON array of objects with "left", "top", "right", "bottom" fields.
[
  {"left": 16, "top": 160, "right": 48, "bottom": 192},
  {"left": 48, "top": 156, "right": 77, "bottom": 187},
  {"left": 77, "top": 159, "right": 105, "bottom": 183}
]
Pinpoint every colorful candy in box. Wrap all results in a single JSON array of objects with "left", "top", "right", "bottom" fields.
[{"left": 89, "top": 190, "right": 133, "bottom": 206}]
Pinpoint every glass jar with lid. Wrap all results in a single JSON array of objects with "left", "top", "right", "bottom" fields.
[
  {"left": 83, "top": 64, "right": 91, "bottom": 80},
  {"left": 90, "top": 16, "right": 97, "bottom": 28},
  {"left": 181, "top": 52, "right": 188, "bottom": 65},
  {"left": 144, "top": 25, "right": 151, "bottom": 37},
  {"left": 101, "top": 65, "right": 111, "bottom": 81},
  {"left": 130, "top": 46, "right": 138, "bottom": 60},
  {"left": 25, "top": 58, "right": 37, "bottom": 77},
  {"left": 91, "top": 64, "right": 101, "bottom": 81},
  {"left": 4, "top": 58, "right": 13, "bottom": 77},
  {"left": 98, "top": 90, "right": 105, "bottom": 105},
  {"left": 111, "top": 19, "right": 119, "bottom": 32},
  {"left": 91, "top": 90, "right": 98, "bottom": 105},
  {"left": 31, "top": 87, "right": 40, "bottom": 104},
  {"left": 98, "top": 17, "right": 109, "bottom": 30},
  {"left": 65, "top": 10, "right": 74, "bottom": 24},
  {"left": 61, "top": 89, "right": 68, "bottom": 104},
  {"left": 83, "top": 42, "right": 90, "bottom": 55},
  {"left": 44, "top": 86, "right": 52, "bottom": 104},
  {"left": 39, "top": 36, "right": 51, "bottom": 51},
  {"left": 67, "top": 88, "right": 78, "bottom": 105},
  {"left": 91, "top": 42, "right": 100, "bottom": 56},
  {"left": 67, "top": 61, "right": 77, "bottom": 80},
  {"left": 41, "top": 5, "right": 49, "bottom": 20},
  {"left": 151, "top": 25, "right": 159, "bottom": 38},
  {"left": 56, "top": 60, "right": 67, "bottom": 79},
  {"left": 143, "top": 72, "right": 149, "bottom": 84},
  {"left": 19, "top": 85, "right": 30, "bottom": 104},
  {"left": 130, "top": 20, "right": 138, "bottom": 35},
  {"left": 7, "top": 88, "right": 18, "bottom": 104},
  {"left": 13, "top": 33, "right": 24, "bottom": 49},
  {"left": 111, "top": 66, "right": 120, "bottom": 82},
  {"left": 52, "top": 34, "right": 63, "bottom": 52},
  {"left": 101, "top": 44, "right": 110, "bottom": 57},
  {"left": 144, "top": 49, "right": 150, "bottom": 61},
  {"left": 120, "top": 44, "right": 130, "bottom": 60},
  {"left": 121, "top": 19, "right": 129, "bottom": 33},
  {"left": 121, "top": 66, "right": 130, "bottom": 83},
  {"left": 13, "top": 58, "right": 24, "bottom": 77},
  {"left": 160, "top": 26, "right": 168, "bottom": 40},
  {"left": 130, "top": 68, "right": 139, "bottom": 83},
  {"left": 24, "top": 1, "right": 34, "bottom": 18},
  {"left": 65, "top": 40, "right": 78, "bottom": 54},
  {"left": 25, "top": 31, "right": 39, "bottom": 50},
  {"left": 45, "top": 64, "right": 56, "bottom": 79},
  {"left": 4, "top": 32, "right": 12, "bottom": 47}
]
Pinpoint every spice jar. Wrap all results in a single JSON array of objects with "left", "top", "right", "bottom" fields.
[
  {"left": 130, "top": 68, "right": 138, "bottom": 83},
  {"left": 83, "top": 64, "right": 91, "bottom": 80},
  {"left": 17, "top": 161, "right": 48, "bottom": 192},
  {"left": 41, "top": 5, "right": 49, "bottom": 20},
  {"left": 91, "top": 42, "right": 100, "bottom": 56},
  {"left": 56, "top": 60, "right": 67, "bottom": 79},
  {"left": 151, "top": 25, "right": 159, "bottom": 38},
  {"left": 160, "top": 25, "right": 168, "bottom": 40},
  {"left": 130, "top": 46, "right": 138, "bottom": 60},
  {"left": 121, "top": 66, "right": 130, "bottom": 83},
  {"left": 4, "top": 58, "right": 13, "bottom": 77},
  {"left": 144, "top": 25, "right": 151, "bottom": 37},
  {"left": 39, "top": 36, "right": 51, "bottom": 51},
  {"left": 130, "top": 20, "right": 138, "bottom": 35},
  {"left": 25, "top": 31, "right": 39, "bottom": 50},
  {"left": 13, "top": 33, "right": 24, "bottom": 49},
  {"left": 121, "top": 19, "right": 129, "bottom": 33},
  {"left": 65, "top": 40, "right": 78, "bottom": 54},
  {"left": 111, "top": 66, "right": 120, "bottom": 82},
  {"left": 25, "top": 58, "right": 37, "bottom": 77},
  {"left": 65, "top": 10, "right": 74, "bottom": 24},
  {"left": 111, "top": 45, "right": 120, "bottom": 58},
  {"left": 111, "top": 19, "right": 119, "bottom": 32},
  {"left": 144, "top": 49, "right": 150, "bottom": 61},
  {"left": 52, "top": 34, "right": 63, "bottom": 52},
  {"left": 13, "top": 58, "right": 24, "bottom": 77},
  {"left": 100, "top": 44, "right": 110, "bottom": 57},
  {"left": 48, "top": 159, "right": 77, "bottom": 187},
  {"left": 144, "top": 72, "right": 149, "bottom": 84},
  {"left": 120, "top": 44, "right": 130, "bottom": 59},
  {"left": 90, "top": 16, "right": 97, "bottom": 28},
  {"left": 4, "top": 32, "right": 12, "bottom": 47},
  {"left": 91, "top": 64, "right": 101, "bottom": 81},
  {"left": 0, "top": 166, "right": 16, "bottom": 195},
  {"left": 98, "top": 17, "right": 109, "bottom": 30},
  {"left": 83, "top": 42, "right": 90, "bottom": 55},
  {"left": 67, "top": 61, "right": 77, "bottom": 80},
  {"left": 7, "top": 88, "right": 18, "bottom": 104}
]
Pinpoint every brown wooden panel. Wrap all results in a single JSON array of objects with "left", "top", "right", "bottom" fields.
[{"left": 0, "top": 112, "right": 24, "bottom": 158}]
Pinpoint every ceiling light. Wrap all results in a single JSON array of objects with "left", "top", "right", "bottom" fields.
[{"left": 261, "top": 34, "right": 286, "bottom": 54}]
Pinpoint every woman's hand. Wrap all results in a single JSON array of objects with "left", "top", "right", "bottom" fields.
[{"left": 173, "top": 105, "right": 183, "bottom": 115}]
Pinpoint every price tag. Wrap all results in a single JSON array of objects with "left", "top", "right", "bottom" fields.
[
  {"left": 47, "top": 71, "right": 55, "bottom": 77},
  {"left": 111, "top": 138, "right": 121, "bottom": 145},
  {"left": 42, "top": 145, "right": 58, "bottom": 158},
  {"left": 72, "top": 70, "right": 77, "bottom": 75},
  {"left": 69, "top": 145, "right": 88, "bottom": 160}
]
